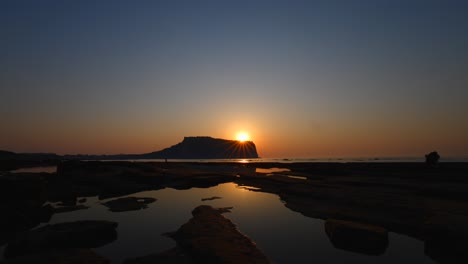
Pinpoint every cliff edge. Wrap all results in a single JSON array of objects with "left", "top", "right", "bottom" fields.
[{"left": 143, "top": 136, "right": 259, "bottom": 159}]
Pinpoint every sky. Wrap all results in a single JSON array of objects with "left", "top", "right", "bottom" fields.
[{"left": 1, "top": 0, "right": 467, "bottom": 158}]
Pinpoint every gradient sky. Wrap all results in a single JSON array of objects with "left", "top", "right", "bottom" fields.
[{"left": 1, "top": 0, "right": 467, "bottom": 158}]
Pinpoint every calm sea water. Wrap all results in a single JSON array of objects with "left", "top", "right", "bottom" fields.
[{"left": 1, "top": 183, "right": 434, "bottom": 263}]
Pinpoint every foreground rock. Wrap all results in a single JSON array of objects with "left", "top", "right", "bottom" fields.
[
  {"left": 167, "top": 205, "right": 270, "bottom": 264},
  {"left": 124, "top": 247, "right": 192, "bottom": 264},
  {"left": 0, "top": 173, "right": 53, "bottom": 246},
  {"left": 102, "top": 197, "right": 157, "bottom": 212},
  {"left": 0, "top": 249, "right": 109, "bottom": 264},
  {"left": 423, "top": 214, "right": 468, "bottom": 263},
  {"left": 4, "top": 220, "right": 118, "bottom": 258},
  {"left": 54, "top": 161, "right": 165, "bottom": 200},
  {"left": 325, "top": 219, "right": 389, "bottom": 255}
]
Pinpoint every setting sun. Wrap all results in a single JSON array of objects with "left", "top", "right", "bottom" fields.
[{"left": 236, "top": 132, "right": 250, "bottom": 142}]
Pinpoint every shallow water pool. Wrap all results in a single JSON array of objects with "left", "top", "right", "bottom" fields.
[{"left": 2, "top": 182, "right": 434, "bottom": 263}]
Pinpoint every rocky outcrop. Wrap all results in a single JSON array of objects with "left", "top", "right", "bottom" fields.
[
  {"left": 4, "top": 220, "right": 118, "bottom": 258},
  {"left": 0, "top": 249, "right": 109, "bottom": 264},
  {"left": 143, "top": 137, "right": 259, "bottom": 159},
  {"left": 123, "top": 247, "right": 192, "bottom": 264},
  {"left": 423, "top": 214, "right": 468, "bottom": 263},
  {"left": 0, "top": 173, "right": 53, "bottom": 246},
  {"left": 167, "top": 205, "right": 270, "bottom": 264},
  {"left": 325, "top": 219, "right": 389, "bottom": 255},
  {"left": 54, "top": 161, "right": 165, "bottom": 200},
  {"left": 201, "top": 196, "right": 222, "bottom": 201},
  {"left": 102, "top": 197, "right": 156, "bottom": 212},
  {"left": 425, "top": 151, "right": 440, "bottom": 166}
]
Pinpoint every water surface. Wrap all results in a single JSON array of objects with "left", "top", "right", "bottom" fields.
[{"left": 41, "top": 183, "right": 433, "bottom": 264}]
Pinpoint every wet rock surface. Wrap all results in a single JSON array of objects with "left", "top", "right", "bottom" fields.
[
  {"left": 4, "top": 220, "right": 118, "bottom": 258},
  {"left": 102, "top": 197, "right": 157, "bottom": 212},
  {"left": 423, "top": 213, "right": 468, "bottom": 263},
  {"left": 123, "top": 247, "right": 193, "bottom": 264},
  {"left": 0, "top": 249, "right": 109, "bottom": 264},
  {"left": 54, "top": 161, "right": 165, "bottom": 200},
  {"left": 0, "top": 173, "right": 52, "bottom": 246},
  {"left": 167, "top": 205, "right": 270, "bottom": 264},
  {"left": 325, "top": 219, "right": 389, "bottom": 255}
]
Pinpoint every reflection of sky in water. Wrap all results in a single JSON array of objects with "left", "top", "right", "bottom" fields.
[
  {"left": 20, "top": 183, "right": 433, "bottom": 263},
  {"left": 255, "top": 167, "right": 290, "bottom": 173}
]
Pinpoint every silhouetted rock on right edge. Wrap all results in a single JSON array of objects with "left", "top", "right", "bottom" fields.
[
  {"left": 325, "top": 219, "right": 389, "bottom": 255},
  {"left": 143, "top": 136, "right": 259, "bottom": 159},
  {"left": 425, "top": 151, "right": 440, "bottom": 167}
]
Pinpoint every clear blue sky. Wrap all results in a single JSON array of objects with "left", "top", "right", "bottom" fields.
[{"left": 1, "top": 0, "right": 467, "bottom": 157}]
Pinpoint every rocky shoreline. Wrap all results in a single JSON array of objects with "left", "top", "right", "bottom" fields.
[{"left": 1, "top": 161, "right": 468, "bottom": 263}]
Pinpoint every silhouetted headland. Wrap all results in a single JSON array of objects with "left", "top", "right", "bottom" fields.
[
  {"left": 143, "top": 136, "right": 259, "bottom": 159},
  {"left": 0, "top": 137, "right": 259, "bottom": 170}
]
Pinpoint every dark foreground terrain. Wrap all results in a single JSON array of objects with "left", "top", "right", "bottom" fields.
[{"left": 1, "top": 161, "right": 468, "bottom": 263}]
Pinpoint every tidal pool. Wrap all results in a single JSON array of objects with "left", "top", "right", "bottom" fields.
[{"left": 4, "top": 182, "right": 434, "bottom": 263}]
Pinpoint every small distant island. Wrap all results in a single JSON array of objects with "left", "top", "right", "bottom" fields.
[{"left": 0, "top": 137, "right": 259, "bottom": 169}]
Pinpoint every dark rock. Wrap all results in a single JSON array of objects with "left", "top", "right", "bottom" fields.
[
  {"left": 0, "top": 150, "right": 60, "bottom": 171},
  {"left": 0, "top": 173, "right": 47, "bottom": 202},
  {"left": 0, "top": 204, "right": 54, "bottom": 246},
  {"left": 53, "top": 161, "right": 164, "bottom": 200},
  {"left": 4, "top": 220, "right": 118, "bottom": 258},
  {"left": 102, "top": 197, "right": 156, "bottom": 212},
  {"left": 201, "top": 196, "right": 222, "bottom": 201},
  {"left": 0, "top": 173, "right": 53, "bottom": 246},
  {"left": 325, "top": 219, "right": 389, "bottom": 255},
  {"left": 78, "top": 198, "right": 87, "bottom": 203},
  {"left": 168, "top": 205, "right": 270, "bottom": 264},
  {"left": 423, "top": 214, "right": 468, "bottom": 263},
  {"left": 425, "top": 151, "right": 440, "bottom": 166},
  {"left": 0, "top": 249, "right": 109, "bottom": 264},
  {"left": 216, "top": 206, "right": 233, "bottom": 213},
  {"left": 52, "top": 204, "right": 89, "bottom": 214},
  {"left": 123, "top": 247, "right": 193, "bottom": 264}
]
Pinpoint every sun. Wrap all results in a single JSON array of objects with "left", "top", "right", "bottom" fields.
[{"left": 236, "top": 132, "right": 250, "bottom": 142}]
